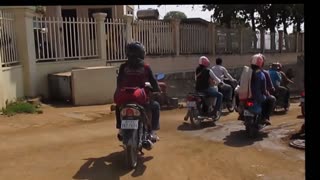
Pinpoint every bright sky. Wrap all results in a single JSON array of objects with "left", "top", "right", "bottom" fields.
[
  {"left": 134, "top": 5, "right": 212, "bottom": 21},
  {"left": 134, "top": 5, "right": 304, "bottom": 33}
]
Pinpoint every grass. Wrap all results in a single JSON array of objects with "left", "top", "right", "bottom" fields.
[{"left": 1, "top": 100, "right": 42, "bottom": 116}]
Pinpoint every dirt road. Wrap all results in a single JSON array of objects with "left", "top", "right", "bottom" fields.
[{"left": 0, "top": 103, "right": 305, "bottom": 180}]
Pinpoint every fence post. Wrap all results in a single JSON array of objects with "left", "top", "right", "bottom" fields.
[
  {"left": 209, "top": 23, "right": 216, "bottom": 56},
  {"left": 0, "top": 63, "right": 4, "bottom": 108},
  {"left": 295, "top": 32, "right": 299, "bottom": 53},
  {"left": 239, "top": 27, "right": 244, "bottom": 54},
  {"left": 301, "top": 32, "right": 304, "bottom": 52},
  {"left": 93, "top": 13, "right": 107, "bottom": 61},
  {"left": 270, "top": 32, "right": 276, "bottom": 52},
  {"left": 170, "top": 18, "right": 180, "bottom": 56},
  {"left": 7, "top": 7, "right": 38, "bottom": 98},
  {"left": 260, "top": 29, "right": 265, "bottom": 53},
  {"left": 278, "top": 30, "right": 283, "bottom": 53},
  {"left": 124, "top": 15, "right": 133, "bottom": 43}
]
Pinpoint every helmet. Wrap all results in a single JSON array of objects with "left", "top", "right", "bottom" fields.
[
  {"left": 271, "top": 62, "right": 281, "bottom": 70},
  {"left": 126, "top": 41, "right": 145, "bottom": 60},
  {"left": 199, "top": 56, "right": 210, "bottom": 67},
  {"left": 251, "top": 53, "right": 264, "bottom": 68}
]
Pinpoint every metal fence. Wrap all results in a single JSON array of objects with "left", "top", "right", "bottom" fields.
[
  {"left": 0, "top": 10, "right": 19, "bottom": 67},
  {"left": 180, "top": 23, "right": 211, "bottom": 54},
  {"left": 105, "top": 18, "right": 127, "bottom": 61},
  {"left": 216, "top": 28, "right": 241, "bottom": 54},
  {"left": 33, "top": 16, "right": 98, "bottom": 62},
  {"left": 132, "top": 20, "right": 174, "bottom": 55}
]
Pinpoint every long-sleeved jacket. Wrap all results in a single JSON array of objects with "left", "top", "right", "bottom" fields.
[{"left": 251, "top": 69, "right": 267, "bottom": 104}]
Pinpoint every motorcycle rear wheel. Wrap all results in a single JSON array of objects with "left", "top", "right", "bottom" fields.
[{"left": 190, "top": 109, "right": 201, "bottom": 128}]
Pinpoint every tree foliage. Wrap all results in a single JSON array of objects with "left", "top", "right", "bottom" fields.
[
  {"left": 202, "top": 4, "right": 304, "bottom": 33},
  {"left": 163, "top": 11, "right": 187, "bottom": 20}
]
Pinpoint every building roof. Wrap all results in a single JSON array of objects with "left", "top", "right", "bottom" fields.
[{"left": 180, "top": 18, "right": 210, "bottom": 25}]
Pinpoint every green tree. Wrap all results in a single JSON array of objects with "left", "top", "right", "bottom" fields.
[
  {"left": 290, "top": 4, "right": 304, "bottom": 32},
  {"left": 202, "top": 4, "right": 242, "bottom": 28},
  {"left": 163, "top": 11, "right": 187, "bottom": 20},
  {"left": 274, "top": 4, "right": 294, "bottom": 34},
  {"left": 239, "top": 4, "right": 259, "bottom": 32},
  {"left": 35, "top": 6, "right": 46, "bottom": 15}
]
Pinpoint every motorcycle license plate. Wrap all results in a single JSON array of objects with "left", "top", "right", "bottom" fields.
[
  {"left": 244, "top": 110, "right": 254, "bottom": 117},
  {"left": 186, "top": 101, "right": 196, "bottom": 108},
  {"left": 300, "top": 97, "right": 305, "bottom": 103},
  {"left": 121, "top": 120, "right": 139, "bottom": 129}
]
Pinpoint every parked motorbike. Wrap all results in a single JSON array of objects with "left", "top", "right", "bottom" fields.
[
  {"left": 184, "top": 87, "right": 221, "bottom": 128},
  {"left": 154, "top": 73, "right": 179, "bottom": 109},
  {"left": 239, "top": 99, "right": 266, "bottom": 138},
  {"left": 118, "top": 83, "right": 158, "bottom": 169},
  {"left": 300, "top": 90, "right": 305, "bottom": 117}
]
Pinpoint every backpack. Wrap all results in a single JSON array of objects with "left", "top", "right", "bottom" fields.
[
  {"left": 114, "top": 64, "right": 151, "bottom": 105},
  {"left": 238, "top": 66, "right": 253, "bottom": 101}
]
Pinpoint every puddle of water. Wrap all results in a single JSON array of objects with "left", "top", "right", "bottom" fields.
[
  {"left": 185, "top": 120, "right": 300, "bottom": 152},
  {"left": 258, "top": 140, "right": 287, "bottom": 151}
]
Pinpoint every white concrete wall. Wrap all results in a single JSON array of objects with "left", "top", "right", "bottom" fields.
[
  {"left": 143, "top": 52, "right": 303, "bottom": 74},
  {"left": 71, "top": 66, "right": 117, "bottom": 106},
  {"left": 0, "top": 66, "right": 24, "bottom": 108},
  {"left": 0, "top": 52, "right": 302, "bottom": 108},
  {"left": 36, "top": 59, "right": 106, "bottom": 98}
]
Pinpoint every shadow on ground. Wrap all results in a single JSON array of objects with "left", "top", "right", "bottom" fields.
[
  {"left": 223, "top": 129, "right": 268, "bottom": 147},
  {"left": 73, "top": 151, "right": 153, "bottom": 180}
]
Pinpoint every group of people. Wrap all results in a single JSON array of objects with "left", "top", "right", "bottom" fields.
[
  {"left": 113, "top": 41, "right": 293, "bottom": 141},
  {"left": 195, "top": 56, "right": 236, "bottom": 119},
  {"left": 237, "top": 54, "right": 293, "bottom": 125}
]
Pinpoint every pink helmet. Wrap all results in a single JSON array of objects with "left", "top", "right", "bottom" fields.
[
  {"left": 251, "top": 53, "right": 264, "bottom": 68},
  {"left": 199, "top": 56, "right": 210, "bottom": 67}
]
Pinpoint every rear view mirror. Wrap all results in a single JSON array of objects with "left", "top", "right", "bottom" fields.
[{"left": 155, "top": 73, "right": 165, "bottom": 81}]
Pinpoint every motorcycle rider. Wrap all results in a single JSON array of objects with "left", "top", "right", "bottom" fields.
[
  {"left": 260, "top": 56, "right": 276, "bottom": 125},
  {"left": 250, "top": 54, "right": 269, "bottom": 125},
  {"left": 195, "top": 56, "right": 223, "bottom": 119},
  {"left": 277, "top": 63, "right": 294, "bottom": 107},
  {"left": 211, "top": 58, "right": 235, "bottom": 107},
  {"left": 114, "top": 41, "right": 161, "bottom": 141},
  {"left": 269, "top": 62, "right": 289, "bottom": 109}
]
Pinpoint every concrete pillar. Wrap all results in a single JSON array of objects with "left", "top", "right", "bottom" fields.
[
  {"left": 278, "top": 30, "right": 284, "bottom": 53},
  {"left": 295, "top": 32, "right": 299, "bottom": 53},
  {"left": 270, "top": 32, "right": 276, "bottom": 51},
  {"left": 209, "top": 23, "right": 216, "bottom": 55},
  {"left": 124, "top": 14, "right": 133, "bottom": 43},
  {"left": 56, "top": 5, "right": 62, "bottom": 16},
  {"left": 260, "top": 29, "right": 265, "bottom": 53},
  {"left": 170, "top": 18, "right": 181, "bottom": 56},
  {"left": 301, "top": 32, "right": 304, "bottom": 52},
  {"left": 0, "top": 62, "right": 4, "bottom": 108},
  {"left": 93, "top": 13, "right": 107, "bottom": 61},
  {"left": 239, "top": 27, "right": 244, "bottom": 54},
  {"left": 8, "top": 7, "right": 38, "bottom": 97}
]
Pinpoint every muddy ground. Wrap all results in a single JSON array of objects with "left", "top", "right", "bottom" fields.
[{"left": 0, "top": 102, "right": 305, "bottom": 180}]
